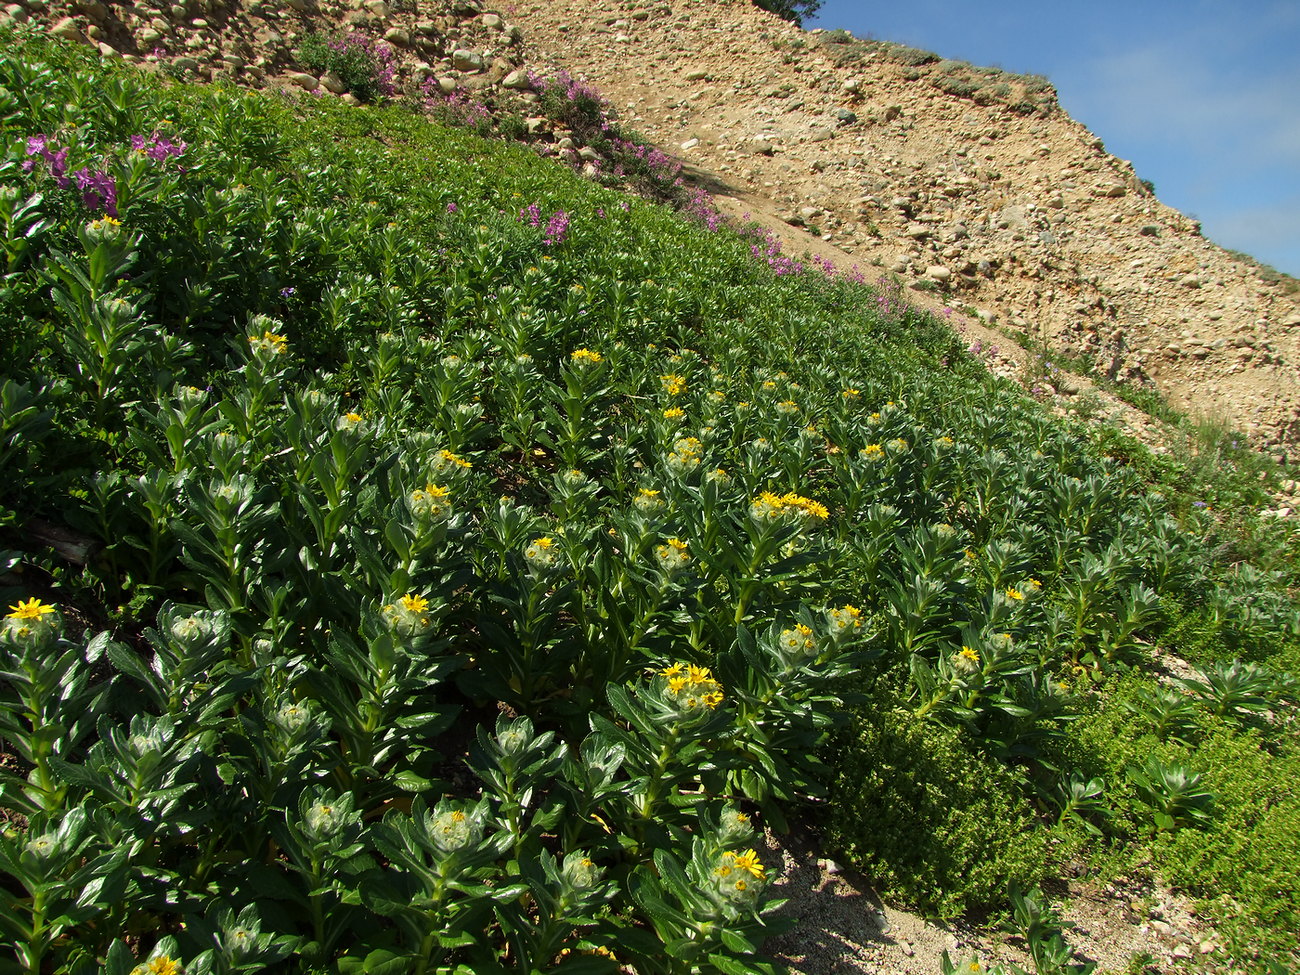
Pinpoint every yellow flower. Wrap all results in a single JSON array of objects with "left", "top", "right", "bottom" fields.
[
  {"left": 660, "top": 373, "right": 687, "bottom": 395},
  {"left": 861, "top": 443, "right": 884, "bottom": 460},
  {"left": 7, "top": 598, "right": 56, "bottom": 621},
  {"left": 1005, "top": 587, "right": 1024, "bottom": 601},
  {"left": 728, "top": 849, "right": 765, "bottom": 880},
  {"left": 663, "top": 407, "right": 684, "bottom": 419},
  {"left": 661, "top": 662, "right": 683, "bottom": 679},
  {"left": 703, "top": 690, "right": 724, "bottom": 709},
  {"left": 686, "top": 664, "right": 713, "bottom": 686},
  {"left": 959, "top": 646, "right": 980, "bottom": 664},
  {"left": 400, "top": 593, "right": 429, "bottom": 614},
  {"left": 437, "top": 449, "right": 472, "bottom": 469},
  {"left": 842, "top": 388, "right": 860, "bottom": 398},
  {"left": 570, "top": 348, "right": 603, "bottom": 363},
  {"left": 248, "top": 329, "right": 288, "bottom": 356},
  {"left": 146, "top": 957, "right": 182, "bottom": 975},
  {"left": 668, "top": 676, "right": 688, "bottom": 694}
]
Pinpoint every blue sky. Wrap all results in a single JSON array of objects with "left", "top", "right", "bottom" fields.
[{"left": 809, "top": 1, "right": 1300, "bottom": 277}]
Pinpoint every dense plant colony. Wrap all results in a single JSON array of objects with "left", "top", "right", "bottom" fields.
[{"left": 1, "top": 30, "right": 1298, "bottom": 975}]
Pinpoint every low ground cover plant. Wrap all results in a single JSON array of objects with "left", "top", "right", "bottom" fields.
[{"left": 0, "top": 29, "right": 1297, "bottom": 975}]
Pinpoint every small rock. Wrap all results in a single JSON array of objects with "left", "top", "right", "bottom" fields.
[
  {"left": 900, "top": 942, "right": 914, "bottom": 957},
  {"left": 680, "top": 138, "right": 699, "bottom": 150},
  {"left": 285, "top": 71, "right": 319, "bottom": 91},
  {"left": 502, "top": 69, "right": 530, "bottom": 90},
  {"left": 437, "top": 77, "right": 458, "bottom": 94},
  {"left": 50, "top": 16, "right": 89, "bottom": 43},
  {"left": 808, "top": 126, "right": 834, "bottom": 142},
  {"left": 685, "top": 68, "right": 708, "bottom": 81},
  {"left": 480, "top": 11, "right": 501, "bottom": 28},
  {"left": 284, "top": 0, "right": 307, "bottom": 9},
  {"left": 2, "top": 4, "right": 30, "bottom": 23},
  {"left": 578, "top": 146, "right": 600, "bottom": 161},
  {"left": 383, "top": 27, "right": 410, "bottom": 45},
  {"left": 524, "top": 116, "right": 547, "bottom": 134},
  {"left": 926, "top": 265, "right": 952, "bottom": 283},
  {"left": 452, "top": 49, "right": 484, "bottom": 72},
  {"left": 364, "top": 0, "right": 390, "bottom": 17},
  {"left": 172, "top": 55, "right": 200, "bottom": 73},
  {"left": 320, "top": 70, "right": 346, "bottom": 94}
]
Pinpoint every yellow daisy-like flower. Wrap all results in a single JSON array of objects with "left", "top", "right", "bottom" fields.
[
  {"left": 147, "top": 956, "right": 182, "bottom": 975},
  {"left": 663, "top": 407, "right": 685, "bottom": 419},
  {"left": 686, "top": 664, "right": 713, "bottom": 686},
  {"left": 668, "top": 675, "right": 688, "bottom": 694},
  {"left": 400, "top": 593, "right": 430, "bottom": 614},
  {"left": 661, "top": 662, "right": 683, "bottom": 679},
  {"left": 570, "top": 348, "right": 603, "bottom": 364},
  {"left": 842, "top": 388, "right": 860, "bottom": 398},
  {"left": 7, "top": 598, "right": 56, "bottom": 621},
  {"left": 660, "top": 373, "right": 687, "bottom": 396},
  {"left": 1005, "top": 587, "right": 1024, "bottom": 601},
  {"left": 959, "top": 646, "right": 980, "bottom": 664},
  {"left": 861, "top": 443, "right": 884, "bottom": 460},
  {"left": 728, "top": 849, "right": 765, "bottom": 880},
  {"left": 703, "top": 690, "right": 724, "bottom": 709}
]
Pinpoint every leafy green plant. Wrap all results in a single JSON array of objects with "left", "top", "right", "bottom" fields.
[{"left": 1127, "top": 756, "right": 1215, "bottom": 831}]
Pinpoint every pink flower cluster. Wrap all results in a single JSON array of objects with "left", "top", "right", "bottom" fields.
[{"left": 24, "top": 134, "right": 117, "bottom": 216}]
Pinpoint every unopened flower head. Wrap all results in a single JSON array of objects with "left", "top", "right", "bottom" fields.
[
  {"left": 336, "top": 411, "right": 365, "bottom": 432},
  {"left": 954, "top": 646, "right": 981, "bottom": 673},
  {"left": 860, "top": 443, "right": 884, "bottom": 462},
  {"left": 719, "top": 807, "right": 755, "bottom": 845},
  {"left": 776, "top": 399, "right": 799, "bottom": 415},
  {"left": 706, "top": 467, "right": 731, "bottom": 485},
  {"left": 429, "top": 805, "right": 479, "bottom": 853},
  {"left": 655, "top": 537, "right": 691, "bottom": 574},
  {"left": 24, "top": 831, "right": 59, "bottom": 861},
  {"left": 274, "top": 700, "right": 313, "bottom": 736},
  {"left": 561, "top": 851, "right": 602, "bottom": 890},
  {"left": 887, "top": 438, "right": 909, "bottom": 453},
  {"left": 305, "top": 800, "right": 347, "bottom": 838},
  {"left": 170, "top": 614, "right": 208, "bottom": 644}
]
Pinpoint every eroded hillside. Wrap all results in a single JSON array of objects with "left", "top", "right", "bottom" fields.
[{"left": 10, "top": 0, "right": 1300, "bottom": 448}]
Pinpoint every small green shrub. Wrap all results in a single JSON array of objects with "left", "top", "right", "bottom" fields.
[
  {"left": 297, "top": 32, "right": 395, "bottom": 103},
  {"left": 820, "top": 699, "right": 1048, "bottom": 917}
]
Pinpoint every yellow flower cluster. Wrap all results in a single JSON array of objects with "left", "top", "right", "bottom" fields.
[
  {"left": 860, "top": 444, "right": 884, "bottom": 461},
  {"left": 655, "top": 537, "right": 691, "bottom": 573},
  {"left": 659, "top": 662, "right": 724, "bottom": 711},
  {"left": 667, "top": 436, "right": 703, "bottom": 474},
  {"left": 779, "top": 623, "right": 816, "bottom": 656},
  {"left": 409, "top": 482, "right": 451, "bottom": 521},
  {"left": 525, "top": 536, "right": 560, "bottom": 570},
  {"left": 663, "top": 406, "right": 685, "bottom": 419},
  {"left": 131, "top": 956, "right": 182, "bottom": 975},
  {"left": 570, "top": 348, "right": 603, "bottom": 364},
  {"left": 750, "top": 491, "right": 829, "bottom": 522},
  {"left": 633, "top": 488, "right": 665, "bottom": 513},
  {"left": 248, "top": 329, "right": 288, "bottom": 357},
  {"left": 827, "top": 604, "right": 863, "bottom": 636},
  {"left": 714, "top": 848, "right": 766, "bottom": 899},
  {"left": 775, "top": 399, "right": 799, "bottom": 414},
  {"left": 661, "top": 373, "right": 686, "bottom": 396},
  {"left": 432, "top": 449, "right": 472, "bottom": 471}
]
